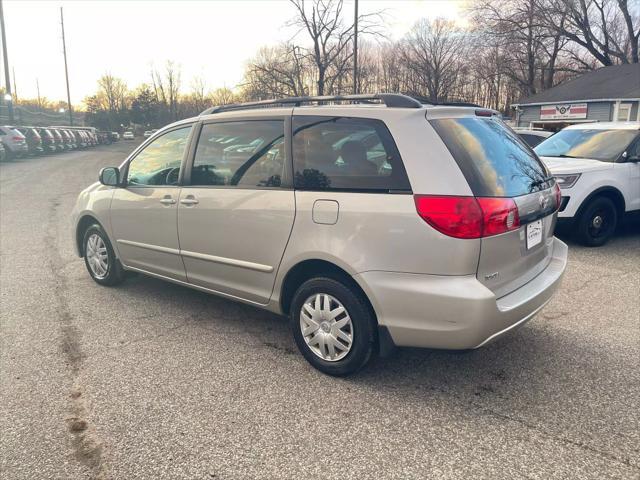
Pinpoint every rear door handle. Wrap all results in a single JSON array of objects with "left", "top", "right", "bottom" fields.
[
  {"left": 180, "top": 197, "right": 199, "bottom": 206},
  {"left": 160, "top": 196, "right": 176, "bottom": 205}
]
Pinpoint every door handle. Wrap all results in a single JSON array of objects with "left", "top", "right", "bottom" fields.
[
  {"left": 180, "top": 197, "right": 199, "bottom": 206},
  {"left": 160, "top": 196, "right": 176, "bottom": 205}
]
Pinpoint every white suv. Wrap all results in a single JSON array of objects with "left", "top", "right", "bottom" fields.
[{"left": 535, "top": 122, "right": 640, "bottom": 246}]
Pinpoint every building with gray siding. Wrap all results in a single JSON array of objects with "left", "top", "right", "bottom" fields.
[{"left": 512, "top": 63, "right": 640, "bottom": 131}]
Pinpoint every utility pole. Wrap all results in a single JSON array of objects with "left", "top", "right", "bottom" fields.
[
  {"left": 353, "top": 0, "right": 358, "bottom": 94},
  {"left": 12, "top": 66, "right": 16, "bottom": 102},
  {"left": 36, "top": 78, "right": 41, "bottom": 109},
  {"left": 0, "top": 0, "right": 14, "bottom": 123},
  {"left": 60, "top": 7, "right": 73, "bottom": 125}
]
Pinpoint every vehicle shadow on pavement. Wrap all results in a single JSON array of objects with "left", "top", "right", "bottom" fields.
[{"left": 110, "top": 220, "right": 638, "bottom": 421}]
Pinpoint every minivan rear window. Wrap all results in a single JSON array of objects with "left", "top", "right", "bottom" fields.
[{"left": 430, "top": 117, "right": 549, "bottom": 197}]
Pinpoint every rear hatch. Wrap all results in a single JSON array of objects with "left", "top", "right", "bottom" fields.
[{"left": 430, "top": 113, "right": 559, "bottom": 298}]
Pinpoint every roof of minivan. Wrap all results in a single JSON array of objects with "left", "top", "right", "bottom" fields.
[{"left": 563, "top": 121, "right": 640, "bottom": 130}]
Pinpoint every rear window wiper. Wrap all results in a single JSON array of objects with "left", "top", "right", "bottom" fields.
[{"left": 530, "top": 175, "right": 555, "bottom": 189}]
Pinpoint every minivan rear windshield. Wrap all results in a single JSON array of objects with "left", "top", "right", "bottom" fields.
[
  {"left": 430, "top": 117, "right": 549, "bottom": 197},
  {"left": 534, "top": 128, "right": 638, "bottom": 162}
]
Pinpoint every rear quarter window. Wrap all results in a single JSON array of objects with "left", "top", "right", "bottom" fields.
[
  {"left": 292, "top": 116, "right": 411, "bottom": 192},
  {"left": 430, "top": 117, "right": 549, "bottom": 197}
]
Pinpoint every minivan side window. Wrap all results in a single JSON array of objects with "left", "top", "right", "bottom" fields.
[
  {"left": 127, "top": 126, "right": 192, "bottom": 186},
  {"left": 292, "top": 116, "right": 411, "bottom": 191},
  {"left": 191, "top": 121, "right": 285, "bottom": 187}
]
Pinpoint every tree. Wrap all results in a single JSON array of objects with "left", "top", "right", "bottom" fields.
[
  {"left": 130, "top": 85, "right": 160, "bottom": 126},
  {"left": 287, "top": 0, "right": 383, "bottom": 95},
  {"left": 243, "top": 44, "right": 310, "bottom": 99},
  {"left": 97, "top": 74, "right": 128, "bottom": 111},
  {"left": 210, "top": 87, "right": 237, "bottom": 106},
  {"left": 400, "top": 18, "right": 468, "bottom": 102},
  {"left": 543, "top": 0, "right": 639, "bottom": 66}
]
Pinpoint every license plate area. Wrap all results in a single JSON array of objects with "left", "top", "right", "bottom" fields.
[{"left": 526, "top": 220, "right": 543, "bottom": 249}]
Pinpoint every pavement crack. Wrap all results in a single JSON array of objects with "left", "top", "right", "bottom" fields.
[
  {"left": 46, "top": 196, "right": 108, "bottom": 479},
  {"left": 477, "top": 404, "right": 638, "bottom": 470}
]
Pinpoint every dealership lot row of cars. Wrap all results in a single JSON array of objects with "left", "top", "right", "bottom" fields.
[{"left": 0, "top": 125, "right": 122, "bottom": 161}]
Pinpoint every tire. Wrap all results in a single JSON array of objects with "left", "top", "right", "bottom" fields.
[
  {"left": 290, "top": 277, "right": 376, "bottom": 376},
  {"left": 575, "top": 196, "right": 618, "bottom": 247},
  {"left": 82, "top": 224, "right": 126, "bottom": 286}
]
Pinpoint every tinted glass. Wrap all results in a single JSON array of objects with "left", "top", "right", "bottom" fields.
[
  {"left": 519, "top": 133, "right": 544, "bottom": 148},
  {"left": 292, "top": 116, "right": 410, "bottom": 191},
  {"left": 192, "top": 121, "right": 284, "bottom": 187},
  {"left": 127, "top": 126, "right": 192, "bottom": 186},
  {"left": 534, "top": 128, "right": 639, "bottom": 162},
  {"left": 430, "top": 117, "right": 548, "bottom": 197}
]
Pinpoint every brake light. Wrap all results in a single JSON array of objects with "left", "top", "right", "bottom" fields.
[
  {"left": 414, "top": 195, "right": 520, "bottom": 239},
  {"left": 475, "top": 109, "right": 494, "bottom": 117},
  {"left": 476, "top": 197, "right": 520, "bottom": 236},
  {"left": 553, "top": 182, "right": 561, "bottom": 210},
  {"left": 12, "top": 136, "right": 23, "bottom": 141}
]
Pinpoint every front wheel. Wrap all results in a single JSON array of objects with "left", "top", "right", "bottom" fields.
[
  {"left": 82, "top": 224, "right": 125, "bottom": 286},
  {"left": 290, "top": 277, "right": 376, "bottom": 376},
  {"left": 575, "top": 196, "right": 618, "bottom": 247}
]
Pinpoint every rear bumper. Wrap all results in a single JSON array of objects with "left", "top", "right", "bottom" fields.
[{"left": 356, "top": 237, "right": 568, "bottom": 350}]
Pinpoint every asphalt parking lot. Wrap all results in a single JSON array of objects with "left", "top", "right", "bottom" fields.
[{"left": 1, "top": 142, "right": 639, "bottom": 480}]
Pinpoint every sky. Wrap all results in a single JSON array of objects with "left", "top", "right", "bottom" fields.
[{"left": 1, "top": 0, "right": 467, "bottom": 106}]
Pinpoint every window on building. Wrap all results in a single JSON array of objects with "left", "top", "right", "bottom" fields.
[{"left": 617, "top": 103, "right": 632, "bottom": 121}]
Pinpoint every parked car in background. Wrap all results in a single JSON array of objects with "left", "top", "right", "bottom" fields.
[
  {"left": 35, "top": 128, "right": 57, "bottom": 153},
  {"left": 72, "top": 94, "right": 568, "bottom": 376},
  {"left": 0, "top": 126, "right": 29, "bottom": 159},
  {"left": 143, "top": 130, "right": 152, "bottom": 138},
  {"left": 535, "top": 121, "right": 640, "bottom": 246},
  {"left": 97, "top": 131, "right": 111, "bottom": 144},
  {"left": 123, "top": 131, "right": 135, "bottom": 140},
  {"left": 60, "top": 130, "right": 75, "bottom": 150},
  {"left": 49, "top": 129, "right": 66, "bottom": 152},
  {"left": 513, "top": 128, "right": 554, "bottom": 148},
  {"left": 110, "top": 132, "right": 120, "bottom": 141},
  {"left": 15, "top": 127, "right": 44, "bottom": 156},
  {"left": 66, "top": 130, "right": 80, "bottom": 149}
]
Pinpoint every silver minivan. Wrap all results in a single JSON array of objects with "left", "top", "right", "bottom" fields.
[{"left": 72, "top": 94, "right": 568, "bottom": 376}]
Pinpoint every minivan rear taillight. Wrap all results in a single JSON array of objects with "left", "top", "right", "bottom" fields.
[{"left": 414, "top": 195, "right": 520, "bottom": 239}]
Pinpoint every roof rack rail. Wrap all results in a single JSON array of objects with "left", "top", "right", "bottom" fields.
[
  {"left": 200, "top": 93, "right": 423, "bottom": 115},
  {"left": 411, "top": 96, "right": 482, "bottom": 108}
]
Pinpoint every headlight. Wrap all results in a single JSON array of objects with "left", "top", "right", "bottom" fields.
[{"left": 554, "top": 173, "right": 581, "bottom": 189}]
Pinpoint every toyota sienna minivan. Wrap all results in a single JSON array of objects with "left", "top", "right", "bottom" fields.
[{"left": 71, "top": 94, "right": 568, "bottom": 376}]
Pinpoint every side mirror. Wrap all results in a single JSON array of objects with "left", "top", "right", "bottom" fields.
[{"left": 99, "top": 167, "right": 120, "bottom": 186}]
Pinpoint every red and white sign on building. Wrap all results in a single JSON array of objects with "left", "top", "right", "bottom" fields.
[{"left": 540, "top": 103, "right": 588, "bottom": 120}]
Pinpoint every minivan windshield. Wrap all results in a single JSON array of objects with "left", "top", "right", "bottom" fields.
[
  {"left": 534, "top": 128, "right": 638, "bottom": 162},
  {"left": 430, "top": 116, "right": 549, "bottom": 197}
]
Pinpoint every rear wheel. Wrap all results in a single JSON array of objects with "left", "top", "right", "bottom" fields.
[
  {"left": 82, "top": 224, "right": 125, "bottom": 286},
  {"left": 576, "top": 196, "right": 617, "bottom": 247},
  {"left": 290, "top": 277, "right": 376, "bottom": 376}
]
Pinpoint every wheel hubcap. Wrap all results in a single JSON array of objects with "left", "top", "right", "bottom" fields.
[
  {"left": 86, "top": 234, "right": 109, "bottom": 279},
  {"left": 592, "top": 215, "right": 603, "bottom": 229},
  {"left": 300, "top": 293, "right": 353, "bottom": 362}
]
